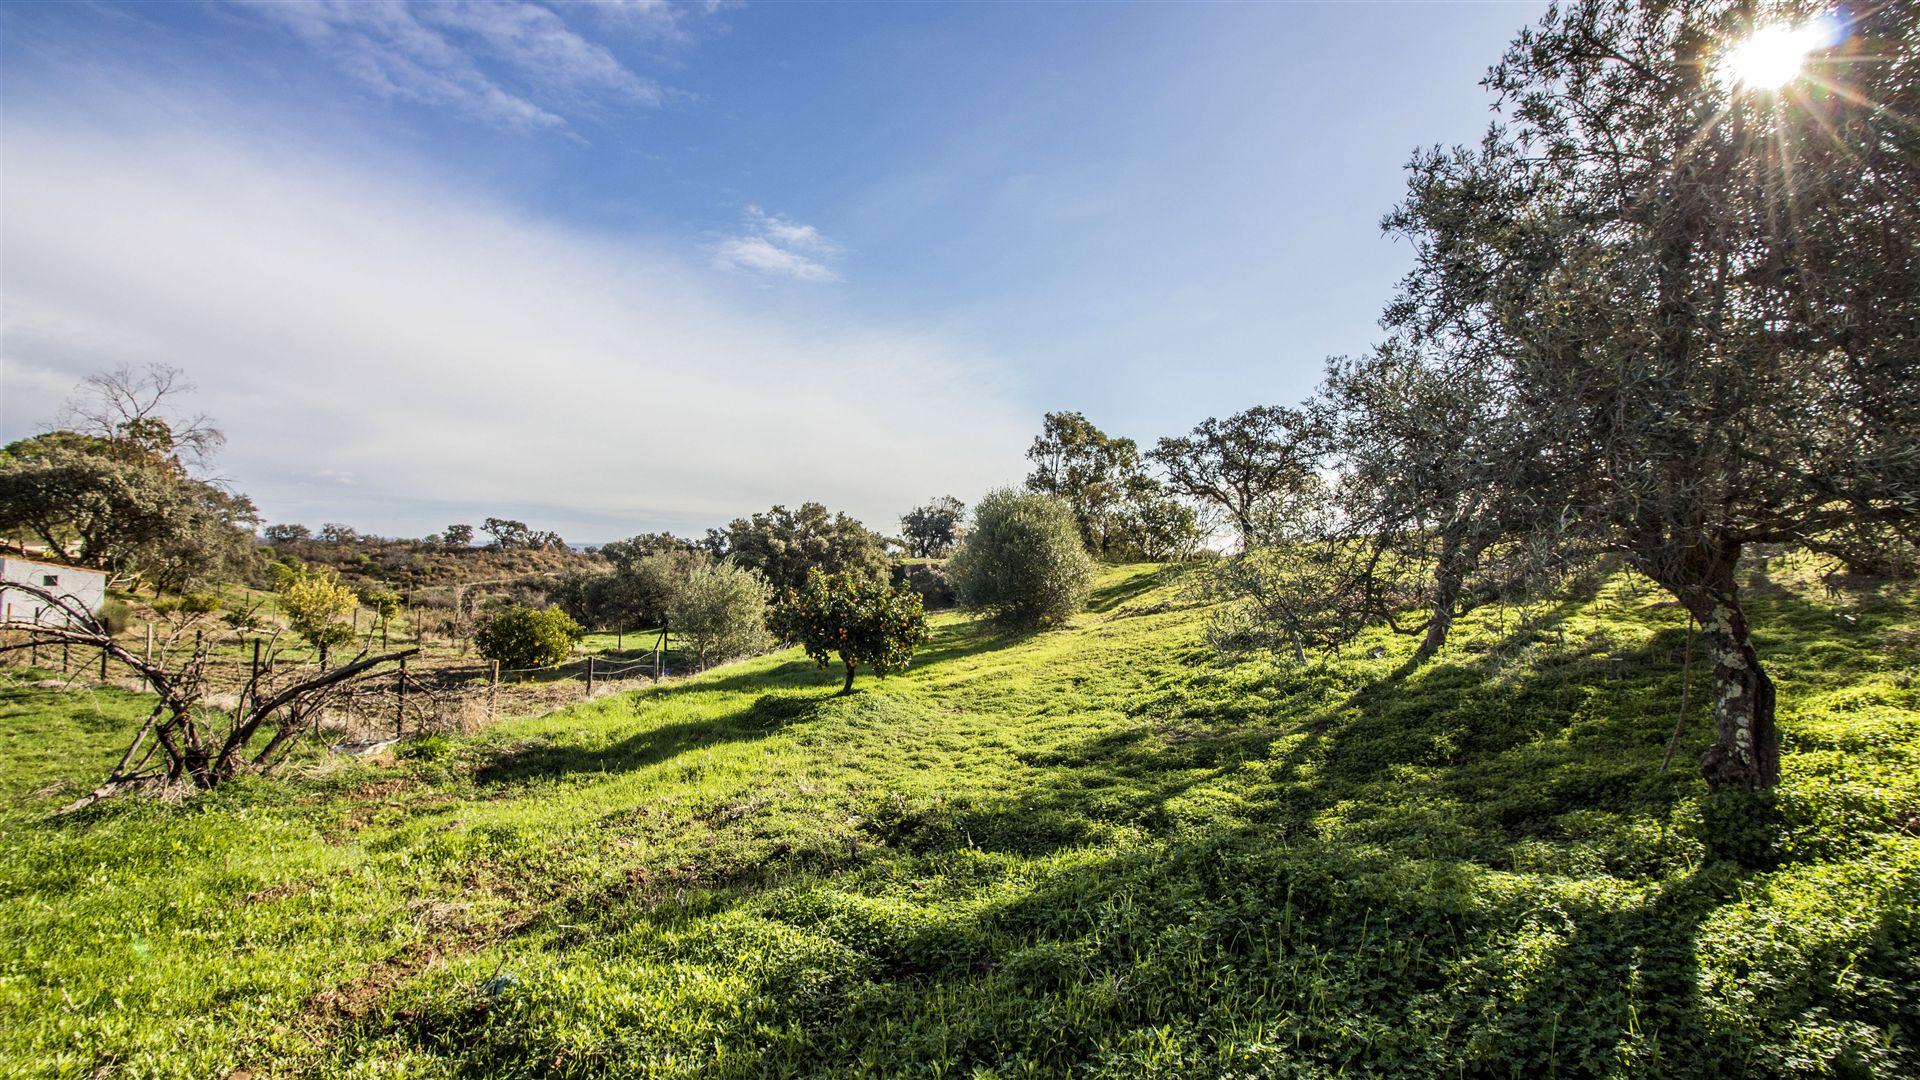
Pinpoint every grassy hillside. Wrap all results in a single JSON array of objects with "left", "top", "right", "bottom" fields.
[{"left": 2, "top": 563, "right": 1916, "bottom": 1078}]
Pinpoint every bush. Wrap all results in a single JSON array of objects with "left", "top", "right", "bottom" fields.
[
  {"left": 87, "top": 598, "right": 133, "bottom": 636},
  {"left": 666, "top": 560, "right": 774, "bottom": 671},
  {"left": 278, "top": 565, "right": 358, "bottom": 660},
  {"left": 773, "top": 569, "right": 930, "bottom": 694},
  {"left": 892, "top": 560, "right": 955, "bottom": 609},
  {"left": 475, "top": 606, "right": 583, "bottom": 672},
  {"left": 949, "top": 489, "right": 1094, "bottom": 627},
  {"left": 552, "top": 549, "right": 709, "bottom": 631}
]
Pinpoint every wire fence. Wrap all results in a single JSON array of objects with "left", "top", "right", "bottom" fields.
[{"left": 0, "top": 624, "right": 689, "bottom": 747}]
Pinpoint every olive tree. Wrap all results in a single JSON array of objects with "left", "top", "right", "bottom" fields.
[
  {"left": 950, "top": 489, "right": 1095, "bottom": 627},
  {"left": 1313, "top": 344, "right": 1568, "bottom": 658},
  {"left": 667, "top": 559, "right": 775, "bottom": 670},
  {"left": 1384, "top": 0, "right": 1920, "bottom": 791}
]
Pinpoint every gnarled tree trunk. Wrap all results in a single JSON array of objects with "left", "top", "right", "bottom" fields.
[
  {"left": 1415, "top": 524, "right": 1480, "bottom": 659},
  {"left": 1693, "top": 595, "right": 1780, "bottom": 791},
  {"left": 1655, "top": 545, "right": 1781, "bottom": 791}
]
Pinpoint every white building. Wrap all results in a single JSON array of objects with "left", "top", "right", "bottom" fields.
[{"left": 0, "top": 555, "right": 108, "bottom": 628}]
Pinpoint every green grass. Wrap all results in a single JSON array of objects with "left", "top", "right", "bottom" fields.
[{"left": 2, "top": 562, "right": 1916, "bottom": 1078}]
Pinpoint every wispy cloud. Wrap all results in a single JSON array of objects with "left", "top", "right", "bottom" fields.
[
  {"left": 235, "top": 0, "right": 689, "bottom": 132},
  {"left": 0, "top": 122, "right": 1028, "bottom": 540},
  {"left": 712, "top": 207, "right": 842, "bottom": 282},
  {"left": 587, "top": 0, "right": 730, "bottom": 46}
]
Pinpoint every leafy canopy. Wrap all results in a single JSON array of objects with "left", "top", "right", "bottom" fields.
[
  {"left": 278, "top": 565, "right": 359, "bottom": 655},
  {"left": 475, "top": 606, "right": 584, "bottom": 671},
  {"left": 950, "top": 488, "right": 1094, "bottom": 628},
  {"left": 723, "top": 502, "right": 889, "bottom": 594},
  {"left": 900, "top": 496, "right": 966, "bottom": 559},
  {"left": 666, "top": 559, "right": 775, "bottom": 670},
  {"left": 773, "top": 569, "right": 929, "bottom": 693}
]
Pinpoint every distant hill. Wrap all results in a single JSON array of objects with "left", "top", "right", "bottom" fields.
[{"left": 259, "top": 534, "right": 604, "bottom": 596}]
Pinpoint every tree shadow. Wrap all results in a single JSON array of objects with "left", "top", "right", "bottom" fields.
[
  {"left": 384, "top": 575, "right": 1892, "bottom": 1075},
  {"left": 474, "top": 692, "right": 815, "bottom": 786},
  {"left": 905, "top": 619, "right": 1031, "bottom": 672},
  {"left": 1083, "top": 565, "right": 1177, "bottom": 614}
]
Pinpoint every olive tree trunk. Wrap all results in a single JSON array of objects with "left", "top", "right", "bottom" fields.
[
  {"left": 1654, "top": 547, "right": 1781, "bottom": 791},
  {"left": 1693, "top": 594, "right": 1780, "bottom": 791}
]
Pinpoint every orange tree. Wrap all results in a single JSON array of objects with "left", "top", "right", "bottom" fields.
[{"left": 774, "top": 569, "right": 929, "bottom": 695}]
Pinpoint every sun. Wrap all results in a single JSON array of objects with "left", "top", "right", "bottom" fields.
[{"left": 1719, "top": 18, "right": 1840, "bottom": 90}]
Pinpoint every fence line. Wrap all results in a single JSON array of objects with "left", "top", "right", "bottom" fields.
[{"left": 0, "top": 626, "right": 684, "bottom": 746}]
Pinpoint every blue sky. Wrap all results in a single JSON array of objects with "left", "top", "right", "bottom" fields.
[{"left": 0, "top": 1, "right": 1543, "bottom": 542}]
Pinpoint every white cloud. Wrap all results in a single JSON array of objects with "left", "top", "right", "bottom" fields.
[
  {"left": 588, "top": 0, "right": 729, "bottom": 46},
  {"left": 712, "top": 207, "right": 843, "bottom": 282},
  {"left": 235, "top": 0, "right": 673, "bottom": 132},
  {"left": 0, "top": 122, "right": 1030, "bottom": 541}
]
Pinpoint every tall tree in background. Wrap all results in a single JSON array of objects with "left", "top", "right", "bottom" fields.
[
  {"left": 1386, "top": 0, "right": 1920, "bottom": 791},
  {"left": 900, "top": 496, "right": 966, "bottom": 559},
  {"left": 479, "top": 518, "right": 564, "bottom": 551},
  {"left": 1106, "top": 473, "right": 1203, "bottom": 562},
  {"left": 1025, "top": 411, "right": 1146, "bottom": 558},
  {"left": 723, "top": 502, "right": 889, "bottom": 594},
  {"left": 1150, "top": 405, "right": 1317, "bottom": 549},
  {"left": 57, "top": 363, "right": 224, "bottom": 467}
]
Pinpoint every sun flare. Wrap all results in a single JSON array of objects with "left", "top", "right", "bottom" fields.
[{"left": 1719, "top": 18, "right": 1840, "bottom": 89}]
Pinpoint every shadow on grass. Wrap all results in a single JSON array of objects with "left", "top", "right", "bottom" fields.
[
  {"left": 907, "top": 618, "right": 1033, "bottom": 672},
  {"left": 370, "top": 578, "right": 1920, "bottom": 1078},
  {"left": 475, "top": 692, "right": 816, "bottom": 786},
  {"left": 1083, "top": 566, "right": 1175, "bottom": 614}
]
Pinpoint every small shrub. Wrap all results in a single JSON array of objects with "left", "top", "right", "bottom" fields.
[
  {"left": 774, "top": 569, "right": 930, "bottom": 693},
  {"left": 475, "top": 606, "right": 583, "bottom": 672},
  {"left": 892, "top": 560, "right": 955, "bottom": 609},
  {"left": 949, "top": 489, "right": 1093, "bottom": 627},
  {"left": 279, "top": 566, "right": 359, "bottom": 660},
  {"left": 94, "top": 599, "right": 133, "bottom": 635},
  {"left": 666, "top": 560, "right": 775, "bottom": 670}
]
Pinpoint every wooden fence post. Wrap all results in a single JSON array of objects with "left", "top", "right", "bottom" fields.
[
  {"left": 489, "top": 660, "right": 500, "bottom": 723},
  {"left": 395, "top": 657, "right": 408, "bottom": 738},
  {"left": 585, "top": 657, "right": 595, "bottom": 699},
  {"left": 99, "top": 645, "right": 109, "bottom": 681},
  {"left": 62, "top": 641, "right": 70, "bottom": 672},
  {"left": 249, "top": 640, "right": 262, "bottom": 712},
  {"left": 144, "top": 622, "right": 154, "bottom": 662}
]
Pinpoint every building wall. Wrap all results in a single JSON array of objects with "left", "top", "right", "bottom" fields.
[{"left": 0, "top": 557, "right": 108, "bottom": 628}]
